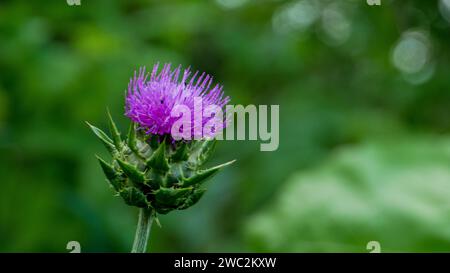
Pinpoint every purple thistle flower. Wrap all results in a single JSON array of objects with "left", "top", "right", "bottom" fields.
[{"left": 125, "top": 63, "right": 230, "bottom": 140}]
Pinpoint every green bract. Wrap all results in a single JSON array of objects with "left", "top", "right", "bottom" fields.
[{"left": 87, "top": 112, "right": 234, "bottom": 215}]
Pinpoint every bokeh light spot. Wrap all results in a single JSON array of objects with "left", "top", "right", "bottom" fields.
[
  {"left": 216, "top": 0, "right": 249, "bottom": 9},
  {"left": 272, "top": 0, "right": 320, "bottom": 34},
  {"left": 391, "top": 30, "right": 433, "bottom": 77},
  {"left": 439, "top": 0, "right": 450, "bottom": 23},
  {"left": 319, "top": 3, "right": 351, "bottom": 46}
]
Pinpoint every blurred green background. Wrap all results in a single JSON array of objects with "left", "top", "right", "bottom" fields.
[{"left": 0, "top": 0, "right": 449, "bottom": 252}]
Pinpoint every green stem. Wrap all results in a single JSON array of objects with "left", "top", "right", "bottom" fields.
[{"left": 131, "top": 208, "right": 153, "bottom": 253}]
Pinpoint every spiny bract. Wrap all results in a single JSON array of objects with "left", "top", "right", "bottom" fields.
[{"left": 87, "top": 111, "right": 234, "bottom": 215}]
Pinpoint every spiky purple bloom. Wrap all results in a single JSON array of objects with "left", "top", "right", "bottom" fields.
[{"left": 125, "top": 63, "right": 230, "bottom": 140}]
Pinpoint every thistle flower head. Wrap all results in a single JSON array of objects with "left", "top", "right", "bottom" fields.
[
  {"left": 125, "top": 63, "right": 230, "bottom": 140},
  {"left": 87, "top": 63, "right": 235, "bottom": 215}
]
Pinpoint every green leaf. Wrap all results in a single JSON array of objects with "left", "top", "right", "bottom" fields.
[
  {"left": 182, "top": 160, "right": 235, "bottom": 187},
  {"left": 190, "top": 139, "right": 217, "bottom": 166},
  {"left": 147, "top": 171, "right": 165, "bottom": 189},
  {"left": 86, "top": 121, "right": 116, "bottom": 154},
  {"left": 166, "top": 163, "right": 184, "bottom": 187},
  {"left": 171, "top": 142, "right": 189, "bottom": 162},
  {"left": 149, "top": 134, "right": 159, "bottom": 150},
  {"left": 120, "top": 187, "right": 148, "bottom": 208},
  {"left": 200, "top": 139, "right": 217, "bottom": 162},
  {"left": 179, "top": 188, "right": 206, "bottom": 209},
  {"left": 154, "top": 187, "right": 192, "bottom": 206},
  {"left": 127, "top": 122, "right": 141, "bottom": 155},
  {"left": 154, "top": 207, "right": 174, "bottom": 215},
  {"left": 107, "top": 109, "right": 123, "bottom": 150},
  {"left": 243, "top": 137, "right": 450, "bottom": 252},
  {"left": 146, "top": 140, "right": 170, "bottom": 173},
  {"left": 116, "top": 158, "right": 146, "bottom": 185},
  {"left": 96, "top": 155, "right": 124, "bottom": 191}
]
